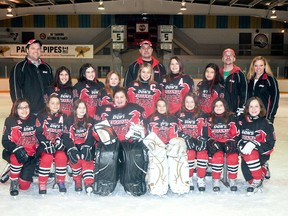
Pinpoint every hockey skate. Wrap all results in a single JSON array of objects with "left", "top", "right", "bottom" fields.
[
  {"left": 39, "top": 183, "right": 47, "bottom": 195},
  {"left": 85, "top": 184, "right": 94, "bottom": 196},
  {"left": 75, "top": 180, "right": 83, "bottom": 192},
  {"left": 229, "top": 178, "right": 237, "bottom": 192},
  {"left": 247, "top": 179, "right": 263, "bottom": 195},
  {"left": 213, "top": 179, "right": 220, "bottom": 192},
  {"left": 263, "top": 162, "right": 271, "bottom": 180},
  {"left": 57, "top": 182, "right": 67, "bottom": 193},
  {"left": 10, "top": 179, "right": 19, "bottom": 196},
  {"left": 197, "top": 177, "right": 206, "bottom": 192}
]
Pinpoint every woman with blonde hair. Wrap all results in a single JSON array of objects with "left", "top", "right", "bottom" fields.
[{"left": 246, "top": 56, "right": 279, "bottom": 123}]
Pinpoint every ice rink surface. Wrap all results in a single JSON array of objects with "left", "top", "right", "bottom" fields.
[{"left": 0, "top": 93, "right": 287, "bottom": 216}]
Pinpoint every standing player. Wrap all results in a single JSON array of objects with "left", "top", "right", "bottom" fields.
[
  {"left": 73, "top": 63, "right": 104, "bottom": 118},
  {"left": 2, "top": 98, "right": 38, "bottom": 196},
  {"left": 36, "top": 95, "right": 67, "bottom": 194},
  {"left": 97, "top": 70, "right": 121, "bottom": 107},
  {"left": 177, "top": 93, "right": 209, "bottom": 191},
  {"left": 127, "top": 63, "right": 163, "bottom": 117},
  {"left": 196, "top": 63, "right": 225, "bottom": 114},
  {"left": 206, "top": 98, "right": 240, "bottom": 192},
  {"left": 63, "top": 99, "right": 96, "bottom": 194},
  {"left": 162, "top": 56, "right": 194, "bottom": 114},
  {"left": 45, "top": 66, "right": 73, "bottom": 116}
]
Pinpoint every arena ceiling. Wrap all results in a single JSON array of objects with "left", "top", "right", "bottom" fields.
[{"left": 0, "top": 0, "right": 288, "bottom": 22}]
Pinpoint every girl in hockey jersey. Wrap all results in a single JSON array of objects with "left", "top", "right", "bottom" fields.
[
  {"left": 161, "top": 56, "right": 194, "bottom": 114},
  {"left": 196, "top": 63, "right": 225, "bottom": 114},
  {"left": 246, "top": 56, "right": 279, "bottom": 123},
  {"left": 97, "top": 70, "right": 121, "bottom": 107},
  {"left": 36, "top": 95, "right": 67, "bottom": 194},
  {"left": 177, "top": 93, "right": 209, "bottom": 191},
  {"left": 238, "top": 97, "right": 275, "bottom": 194},
  {"left": 96, "top": 87, "right": 147, "bottom": 196},
  {"left": 63, "top": 99, "right": 96, "bottom": 194},
  {"left": 206, "top": 98, "right": 240, "bottom": 192},
  {"left": 45, "top": 66, "right": 73, "bottom": 116},
  {"left": 73, "top": 63, "right": 104, "bottom": 118},
  {"left": 127, "top": 63, "right": 163, "bottom": 117},
  {"left": 2, "top": 98, "right": 38, "bottom": 196}
]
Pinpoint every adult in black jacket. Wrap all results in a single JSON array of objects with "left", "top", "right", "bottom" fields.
[{"left": 9, "top": 39, "right": 53, "bottom": 114}]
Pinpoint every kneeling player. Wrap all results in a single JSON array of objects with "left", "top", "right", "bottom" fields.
[{"left": 2, "top": 98, "right": 38, "bottom": 196}]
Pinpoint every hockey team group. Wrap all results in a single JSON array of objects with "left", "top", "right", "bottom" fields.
[{"left": 1, "top": 39, "right": 279, "bottom": 197}]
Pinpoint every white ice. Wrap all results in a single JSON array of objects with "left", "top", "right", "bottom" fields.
[{"left": 0, "top": 93, "right": 288, "bottom": 216}]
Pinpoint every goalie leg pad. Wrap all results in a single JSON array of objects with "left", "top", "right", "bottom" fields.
[
  {"left": 94, "top": 141, "right": 120, "bottom": 196},
  {"left": 167, "top": 140, "right": 190, "bottom": 194},
  {"left": 143, "top": 132, "right": 168, "bottom": 196},
  {"left": 119, "top": 141, "right": 148, "bottom": 196}
]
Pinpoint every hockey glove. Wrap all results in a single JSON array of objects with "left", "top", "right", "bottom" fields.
[
  {"left": 225, "top": 140, "right": 238, "bottom": 154},
  {"left": 195, "top": 136, "right": 207, "bottom": 152},
  {"left": 80, "top": 145, "right": 92, "bottom": 161},
  {"left": 240, "top": 141, "right": 256, "bottom": 155},
  {"left": 67, "top": 147, "right": 80, "bottom": 164},
  {"left": 206, "top": 139, "right": 221, "bottom": 156},
  {"left": 236, "top": 106, "right": 244, "bottom": 116},
  {"left": 182, "top": 134, "right": 196, "bottom": 150},
  {"left": 41, "top": 141, "right": 56, "bottom": 154},
  {"left": 13, "top": 146, "right": 29, "bottom": 164},
  {"left": 54, "top": 137, "right": 65, "bottom": 151}
]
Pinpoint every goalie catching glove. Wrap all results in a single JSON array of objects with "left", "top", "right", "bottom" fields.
[
  {"left": 125, "top": 123, "right": 145, "bottom": 141},
  {"left": 13, "top": 146, "right": 29, "bottom": 164}
]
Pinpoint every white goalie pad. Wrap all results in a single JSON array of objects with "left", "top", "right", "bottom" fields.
[
  {"left": 94, "top": 120, "right": 117, "bottom": 145},
  {"left": 143, "top": 132, "right": 168, "bottom": 196},
  {"left": 167, "top": 137, "right": 190, "bottom": 194}
]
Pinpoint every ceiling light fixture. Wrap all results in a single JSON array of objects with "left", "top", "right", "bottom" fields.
[
  {"left": 6, "top": 7, "right": 13, "bottom": 17},
  {"left": 180, "top": 1, "right": 187, "bottom": 11},
  {"left": 270, "top": 9, "right": 277, "bottom": 19},
  {"left": 98, "top": 0, "right": 105, "bottom": 10}
]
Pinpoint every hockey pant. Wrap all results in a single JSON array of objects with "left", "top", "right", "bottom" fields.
[
  {"left": 38, "top": 151, "right": 68, "bottom": 185},
  {"left": 143, "top": 132, "right": 169, "bottom": 196},
  {"left": 70, "top": 159, "right": 94, "bottom": 186},
  {"left": 187, "top": 149, "right": 208, "bottom": 178},
  {"left": 210, "top": 151, "right": 239, "bottom": 180},
  {"left": 167, "top": 137, "right": 190, "bottom": 194},
  {"left": 241, "top": 150, "right": 270, "bottom": 183},
  {"left": 94, "top": 140, "right": 120, "bottom": 196},
  {"left": 119, "top": 141, "right": 148, "bottom": 196},
  {"left": 9, "top": 153, "right": 36, "bottom": 190}
]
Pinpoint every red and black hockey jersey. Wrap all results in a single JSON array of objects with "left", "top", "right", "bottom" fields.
[
  {"left": 62, "top": 116, "right": 96, "bottom": 150},
  {"left": 45, "top": 85, "right": 73, "bottom": 116},
  {"left": 145, "top": 113, "right": 179, "bottom": 144},
  {"left": 36, "top": 112, "right": 64, "bottom": 144},
  {"left": 207, "top": 114, "right": 240, "bottom": 143},
  {"left": 177, "top": 110, "right": 208, "bottom": 139},
  {"left": 96, "top": 103, "right": 145, "bottom": 142},
  {"left": 2, "top": 115, "right": 38, "bottom": 156},
  {"left": 196, "top": 81, "right": 225, "bottom": 114},
  {"left": 161, "top": 74, "right": 194, "bottom": 114},
  {"left": 73, "top": 79, "right": 105, "bottom": 118},
  {"left": 127, "top": 81, "right": 163, "bottom": 117},
  {"left": 238, "top": 115, "right": 275, "bottom": 155}
]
